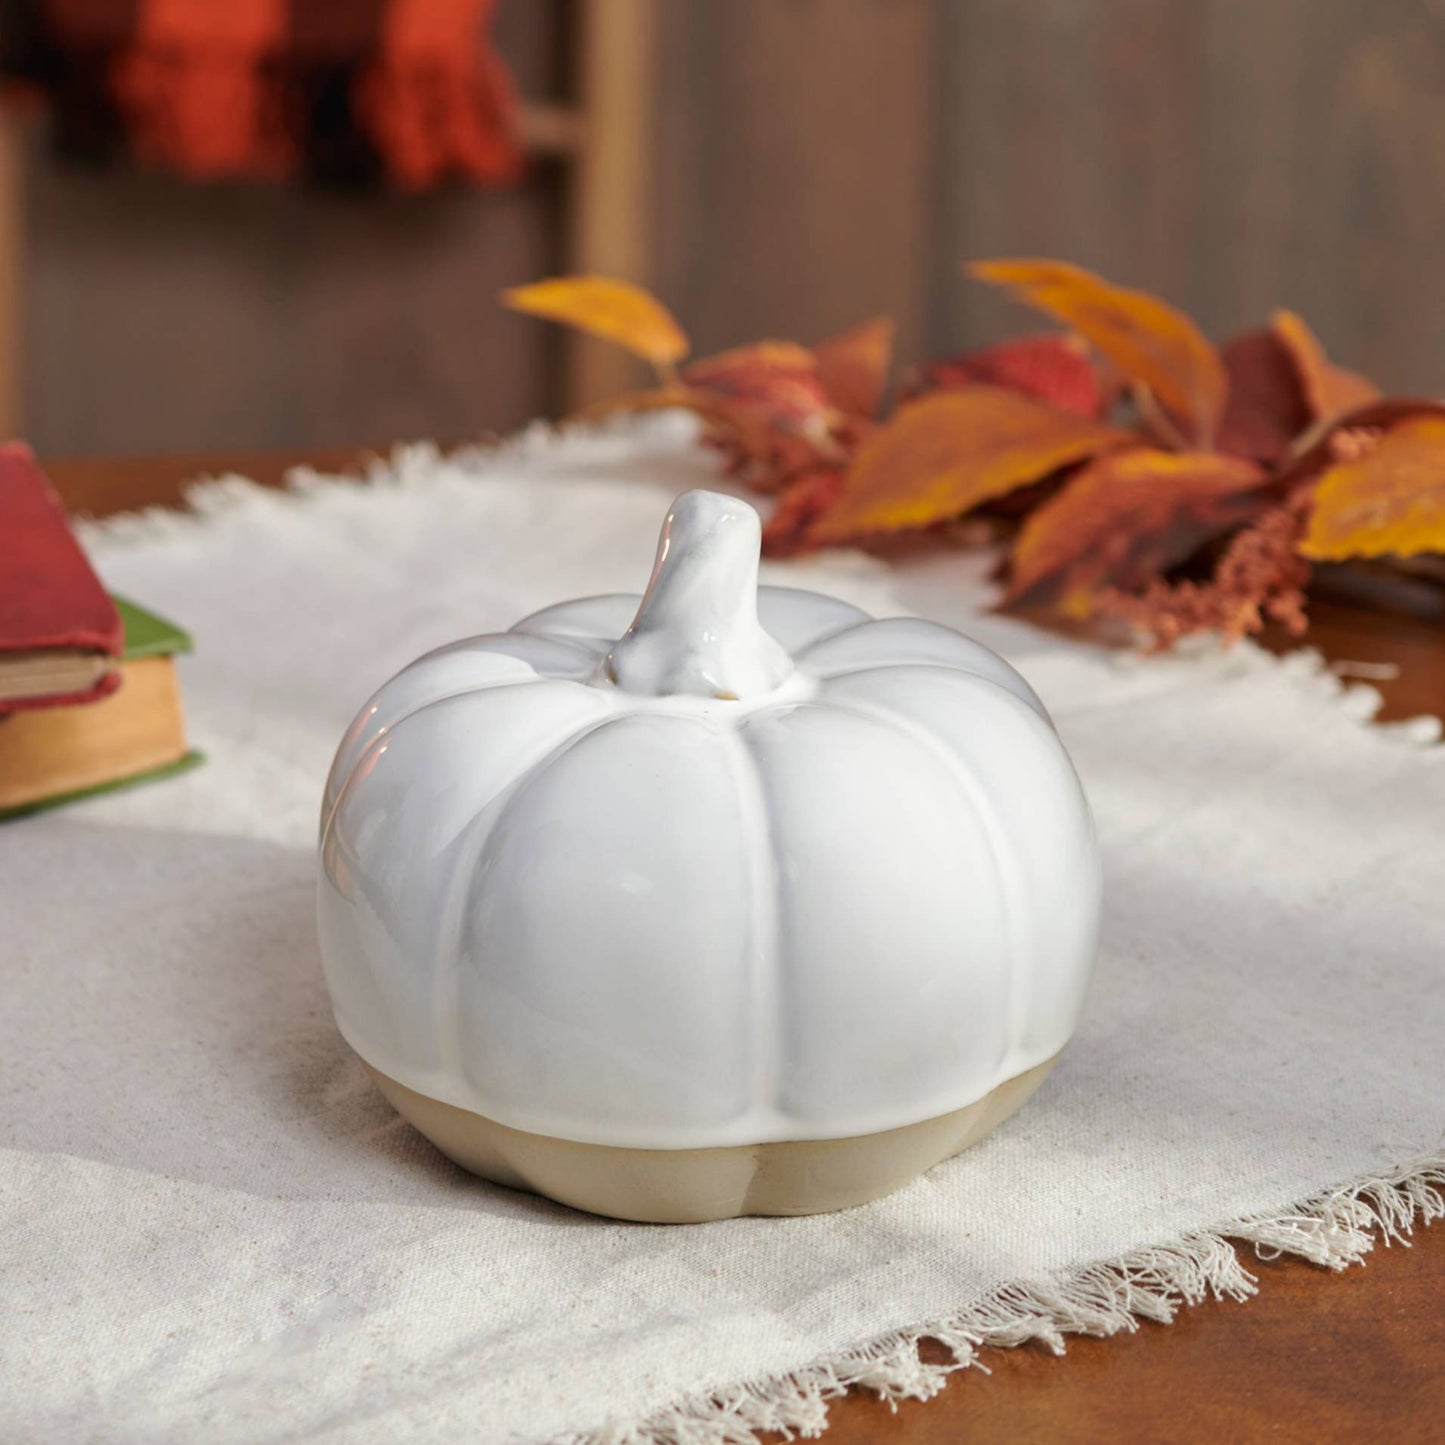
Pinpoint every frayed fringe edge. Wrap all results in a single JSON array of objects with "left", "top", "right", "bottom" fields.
[{"left": 571, "top": 1156, "right": 1445, "bottom": 1445}]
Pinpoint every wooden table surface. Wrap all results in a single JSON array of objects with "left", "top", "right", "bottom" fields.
[{"left": 50, "top": 447, "right": 1445, "bottom": 1445}]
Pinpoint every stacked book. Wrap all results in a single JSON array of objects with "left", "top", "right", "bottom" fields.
[{"left": 0, "top": 445, "right": 199, "bottom": 818}]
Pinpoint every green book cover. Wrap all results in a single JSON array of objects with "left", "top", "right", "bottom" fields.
[
  {"left": 114, "top": 595, "right": 193, "bottom": 661},
  {"left": 0, "top": 750, "right": 204, "bottom": 821}
]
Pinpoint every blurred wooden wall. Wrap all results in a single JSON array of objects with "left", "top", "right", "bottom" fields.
[
  {"left": 929, "top": 0, "right": 1445, "bottom": 396},
  {"left": 651, "top": 0, "right": 938, "bottom": 383},
  {"left": 655, "top": 0, "right": 1445, "bottom": 396},
  {"left": 15, "top": 0, "right": 1445, "bottom": 457}
]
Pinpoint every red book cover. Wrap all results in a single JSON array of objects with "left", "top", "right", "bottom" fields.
[{"left": 0, "top": 443, "right": 123, "bottom": 712}]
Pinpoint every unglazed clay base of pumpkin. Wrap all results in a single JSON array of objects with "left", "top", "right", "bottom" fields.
[{"left": 362, "top": 1055, "right": 1058, "bottom": 1224}]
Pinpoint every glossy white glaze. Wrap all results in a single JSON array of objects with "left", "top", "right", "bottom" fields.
[
  {"left": 317, "top": 490, "right": 1101, "bottom": 1149},
  {"left": 606, "top": 490, "right": 794, "bottom": 699}
]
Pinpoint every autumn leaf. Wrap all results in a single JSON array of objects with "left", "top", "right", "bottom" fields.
[
  {"left": 1008, "top": 449, "right": 1270, "bottom": 609},
  {"left": 501, "top": 276, "right": 689, "bottom": 369},
  {"left": 1216, "top": 327, "right": 1311, "bottom": 465},
  {"left": 675, "top": 340, "right": 845, "bottom": 487},
  {"left": 813, "top": 317, "right": 894, "bottom": 419},
  {"left": 1276, "top": 398, "right": 1445, "bottom": 485},
  {"left": 906, "top": 333, "right": 1107, "bottom": 418},
  {"left": 577, "top": 344, "right": 845, "bottom": 489},
  {"left": 1272, "top": 310, "right": 1379, "bottom": 422},
  {"left": 1300, "top": 414, "right": 1445, "bottom": 561},
  {"left": 570, "top": 380, "right": 827, "bottom": 495},
  {"left": 969, "top": 258, "right": 1227, "bottom": 446},
  {"left": 682, "top": 341, "right": 833, "bottom": 435},
  {"left": 809, "top": 387, "right": 1131, "bottom": 544},
  {"left": 1219, "top": 315, "right": 1383, "bottom": 465},
  {"left": 762, "top": 468, "right": 847, "bottom": 556}
]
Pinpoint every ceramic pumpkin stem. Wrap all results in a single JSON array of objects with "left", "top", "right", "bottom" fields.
[{"left": 606, "top": 490, "right": 794, "bottom": 700}]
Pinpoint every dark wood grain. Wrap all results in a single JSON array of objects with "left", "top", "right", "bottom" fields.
[
  {"left": 47, "top": 445, "right": 1445, "bottom": 1444},
  {"left": 931, "top": 0, "right": 1445, "bottom": 396},
  {"left": 652, "top": 0, "right": 938, "bottom": 368},
  {"left": 646, "top": 0, "right": 1445, "bottom": 403}
]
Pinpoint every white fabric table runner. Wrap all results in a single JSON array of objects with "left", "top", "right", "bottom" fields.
[{"left": 3, "top": 416, "right": 1442, "bottom": 1443}]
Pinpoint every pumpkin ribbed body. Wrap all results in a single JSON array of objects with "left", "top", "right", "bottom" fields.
[{"left": 318, "top": 581, "right": 1100, "bottom": 1153}]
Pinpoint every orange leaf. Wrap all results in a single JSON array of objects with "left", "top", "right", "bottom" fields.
[
  {"left": 1300, "top": 414, "right": 1445, "bottom": 561},
  {"left": 810, "top": 387, "right": 1132, "bottom": 543},
  {"left": 969, "top": 258, "right": 1227, "bottom": 445},
  {"left": 681, "top": 341, "right": 844, "bottom": 486},
  {"left": 575, "top": 380, "right": 831, "bottom": 492},
  {"left": 813, "top": 317, "right": 894, "bottom": 418},
  {"left": 501, "top": 276, "right": 689, "bottom": 368},
  {"left": 1270, "top": 310, "right": 1379, "bottom": 423},
  {"left": 685, "top": 339, "right": 816, "bottom": 377},
  {"left": 682, "top": 341, "right": 831, "bottom": 433},
  {"left": 1008, "top": 449, "right": 1270, "bottom": 606}
]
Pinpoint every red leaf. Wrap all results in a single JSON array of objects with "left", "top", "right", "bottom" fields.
[
  {"left": 1216, "top": 327, "right": 1310, "bottom": 464},
  {"left": 762, "top": 468, "right": 847, "bottom": 557},
  {"left": 1215, "top": 315, "right": 1384, "bottom": 466},
  {"left": 906, "top": 333, "right": 1107, "bottom": 418}
]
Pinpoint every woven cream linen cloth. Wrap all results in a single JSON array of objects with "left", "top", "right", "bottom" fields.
[{"left": 3, "top": 416, "right": 1443, "bottom": 1444}]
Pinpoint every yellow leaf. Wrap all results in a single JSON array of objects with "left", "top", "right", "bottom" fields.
[
  {"left": 1300, "top": 415, "right": 1445, "bottom": 560},
  {"left": 969, "top": 258, "right": 1227, "bottom": 445},
  {"left": 501, "top": 276, "right": 689, "bottom": 368},
  {"left": 810, "top": 386, "right": 1131, "bottom": 543},
  {"left": 1009, "top": 449, "right": 1269, "bottom": 602}
]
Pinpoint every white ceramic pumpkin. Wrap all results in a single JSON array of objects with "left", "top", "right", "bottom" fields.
[{"left": 318, "top": 490, "right": 1100, "bottom": 1221}]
